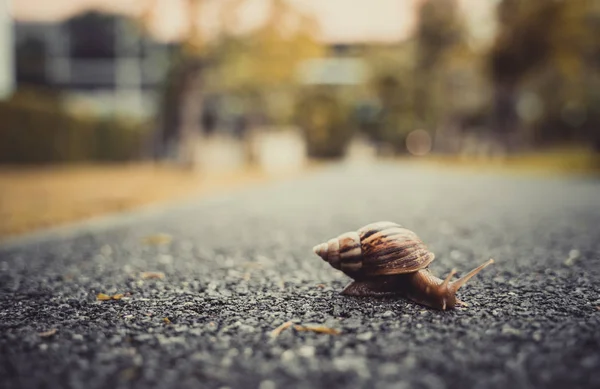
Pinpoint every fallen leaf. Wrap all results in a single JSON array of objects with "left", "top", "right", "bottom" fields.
[
  {"left": 97, "top": 293, "right": 125, "bottom": 301},
  {"left": 142, "top": 233, "right": 172, "bottom": 246},
  {"left": 270, "top": 321, "right": 293, "bottom": 338},
  {"left": 96, "top": 293, "right": 111, "bottom": 301},
  {"left": 120, "top": 367, "right": 138, "bottom": 381},
  {"left": 293, "top": 324, "right": 341, "bottom": 335},
  {"left": 39, "top": 328, "right": 58, "bottom": 337},
  {"left": 241, "top": 262, "right": 264, "bottom": 269},
  {"left": 316, "top": 284, "right": 325, "bottom": 289},
  {"left": 140, "top": 271, "right": 165, "bottom": 280},
  {"left": 163, "top": 317, "right": 171, "bottom": 324}
]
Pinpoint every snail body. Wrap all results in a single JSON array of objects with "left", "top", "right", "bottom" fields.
[{"left": 313, "top": 221, "right": 494, "bottom": 310}]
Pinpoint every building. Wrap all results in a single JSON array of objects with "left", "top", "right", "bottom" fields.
[
  {"left": 0, "top": 0, "right": 14, "bottom": 100},
  {"left": 14, "top": 10, "right": 177, "bottom": 119}
]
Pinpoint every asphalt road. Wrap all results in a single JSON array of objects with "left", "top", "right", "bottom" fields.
[{"left": 1, "top": 162, "right": 599, "bottom": 389}]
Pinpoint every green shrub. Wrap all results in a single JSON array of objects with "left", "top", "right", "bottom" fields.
[
  {"left": 294, "top": 89, "right": 354, "bottom": 158},
  {"left": 0, "top": 88, "right": 150, "bottom": 164},
  {"left": 92, "top": 116, "right": 150, "bottom": 162}
]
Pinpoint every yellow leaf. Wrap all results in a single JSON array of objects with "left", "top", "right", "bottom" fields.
[
  {"left": 270, "top": 321, "right": 293, "bottom": 338},
  {"left": 38, "top": 328, "right": 58, "bottom": 337},
  {"left": 293, "top": 324, "right": 341, "bottom": 335},
  {"left": 141, "top": 234, "right": 172, "bottom": 246},
  {"left": 97, "top": 293, "right": 111, "bottom": 301},
  {"left": 140, "top": 271, "right": 165, "bottom": 280}
]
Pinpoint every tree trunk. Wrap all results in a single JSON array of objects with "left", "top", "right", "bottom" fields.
[
  {"left": 491, "top": 82, "right": 519, "bottom": 153},
  {"left": 177, "top": 61, "right": 204, "bottom": 170}
]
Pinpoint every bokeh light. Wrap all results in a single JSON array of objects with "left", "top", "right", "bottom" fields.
[{"left": 406, "top": 129, "right": 432, "bottom": 156}]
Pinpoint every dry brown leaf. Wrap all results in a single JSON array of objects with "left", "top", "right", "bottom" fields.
[
  {"left": 120, "top": 367, "right": 138, "bottom": 381},
  {"left": 163, "top": 317, "right": 171, "bottom": 324},
  {"left": 316, "top": 284, "right": 326, "bottom": 289},
  {"left": 97, "top": 293, "right": 125, "bottom": 301},
  {"left": 293, "top": 324, "right": 341, "bottom": 335},
  {"left": 241, "top": 262, "right": 264, "bottom": 269},
  {"left": 270, "top": 321, "right": 293, "bottom": 338},
  {"left": 38, "top": 328, "right": 58, "bottom": 337},
  {"left": 140, "top": 271, "right": 165, "bottom": 280},
  {"left": 96, "top": 293, "right": 111, "bottom": 301},
  {"left": 142, "top": 234, "right": 172, "bottom": 246}
]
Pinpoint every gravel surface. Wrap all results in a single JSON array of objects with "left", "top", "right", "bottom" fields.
[{"left": 1, "top": 162, "right": 599, "bottom": 389}]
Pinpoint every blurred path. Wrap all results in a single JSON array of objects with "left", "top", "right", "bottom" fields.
[
  {"left": 1, "top": 162, "right": 599, "bottom": 389},
  {"left": 0, "top": 161, "right": 312, "bottom": 241}
]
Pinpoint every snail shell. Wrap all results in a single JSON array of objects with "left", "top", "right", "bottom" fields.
[
  {"left": 313, "top": 221, "right": 494, "bottom": 310},
  {"left": 312, "top": 221, "right": 435, "bottom": 279}
]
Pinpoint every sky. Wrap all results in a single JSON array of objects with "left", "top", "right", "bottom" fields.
[{"left": 10, "top": 0, "right": 498, "bottom": 45}]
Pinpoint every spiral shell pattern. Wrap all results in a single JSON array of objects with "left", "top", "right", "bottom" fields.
[{"left": 313, "top": 221, "right": 435, "bottom": 278}]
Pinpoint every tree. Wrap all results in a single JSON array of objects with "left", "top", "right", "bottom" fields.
[
  {"left": 413, "top": 0, "right": 466, "bottom": 129},
  {"left": 209, "top": 0, "right": 323, "bottom": 125},
  {"left": 15, "top": 37, "right": 48, "bottom": 87},
  {"left": 139, "top": 0, "right": 208, "bottom": 168},
  {"left": 488, "top": 0, "right": 600, "bottom": 150}
]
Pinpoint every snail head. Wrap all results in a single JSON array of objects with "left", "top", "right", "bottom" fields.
[{"left": 431, "top": 258, "right": 495, "bottom": 310}]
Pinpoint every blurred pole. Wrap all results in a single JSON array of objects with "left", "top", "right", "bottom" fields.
[
  {"left": 177, "top": 0, "right": 206, "bottom": 171},
  {"left": 136, "top": 0, "right": 164, "bottom": 161},
  {"left": 0, "top": 0, "right": 15, "bottom": 100}
]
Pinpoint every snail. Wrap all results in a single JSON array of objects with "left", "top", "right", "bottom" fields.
[{"left": 312, "top": 221, "right": 494, "bottom": 310}]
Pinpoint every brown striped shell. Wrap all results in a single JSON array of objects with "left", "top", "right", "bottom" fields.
[{"left": 312, "top": 221, "right": 435, "bottom": 279}]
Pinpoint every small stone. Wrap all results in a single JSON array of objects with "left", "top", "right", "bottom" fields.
[
  {"left": 100, "top": 245, "right": 112, "bottom": 256},
  {"left": 502, "top": 325, "right": 521, "bottom": 336},
  {"left": 281, "top": 350, "right": 295, "bottom": 362},
  {"left": 258, "top": 380, "right": 276, "bottom": 389},
  {"left": 297, "top": 346, "right": 315, "bottom": 358},
  {"left": 581, "top": 355, "right": 599, "bottom": 368},
  {"left": 564, "top": 249, "right": 580, "bottom": 266},
  {"left": 356, "top": 332, "right": 373, "bottom": 341},
  {"left": 333, "top": 356, "right": 370, "bottom": 379},
  {"left": 382, "top": 311, "right": 394, "bottom": 318},
  {"left": 158, "top": 255, "right": 173, "bottom": 265},
  {"left": 378, "top": 362, "right": 399, "bottom": 376}
]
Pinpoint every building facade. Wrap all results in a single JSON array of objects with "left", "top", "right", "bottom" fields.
[
  {"left": 14, "top": 11, "right": 176, "bottom": 119},
  {"left": 0, "top": 0, "right": 14, "bottom": 100}
]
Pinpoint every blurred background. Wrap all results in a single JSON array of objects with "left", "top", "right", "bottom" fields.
[{"left": 1, "top": 0, "right": 600, "bottom": 239}]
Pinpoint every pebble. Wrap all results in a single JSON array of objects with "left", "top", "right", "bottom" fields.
[{"left": 356, "top": 332, "right": 373, "bottom": 341}]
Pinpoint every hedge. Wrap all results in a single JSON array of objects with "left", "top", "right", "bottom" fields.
[{"left": 0, "top": 89, "right": 151, "bottom": 164}]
